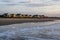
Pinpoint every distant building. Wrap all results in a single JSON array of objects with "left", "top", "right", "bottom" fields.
[
  {"left": 2, "top": 13, "right": 46, "bottom": 18},
  {"left": 28, "top": 15, "right": 32, "bottom": 18},
  {"left": 11, "top": 14, "right": 16, "bottom": 18},
  {"left": 22, "top": 14, "right": 32, "bottom": 18},
  {"left": 39, "top": 15, "right": 45, "bottom": 18},
  {"left": 32, "top": 15, "right": 45, "bottom": 18},
  {"left": 16, "top": 14, "right": 21, "bottom": 17},
  {"left": 3, "top": 13, "right": 11, "bottom": 17}
]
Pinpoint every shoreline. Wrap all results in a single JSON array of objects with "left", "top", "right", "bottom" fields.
[{"left": 0, "top": 18, "right": 55, "bottom": 26}]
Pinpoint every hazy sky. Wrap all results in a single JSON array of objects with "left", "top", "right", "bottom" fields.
[{"left": 0, "top": 0, "right": 60, "bottom": 17}]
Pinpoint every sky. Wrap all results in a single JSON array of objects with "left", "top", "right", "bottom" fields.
[{"left": 0, "top": 0, "right": 60, "bottom": 17}]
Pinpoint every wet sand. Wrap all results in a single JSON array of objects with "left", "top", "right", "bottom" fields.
[{"left": 0, "top": 18, "right": 54, "bottom": 26}]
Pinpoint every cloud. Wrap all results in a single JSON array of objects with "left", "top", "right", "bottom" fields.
[
  {"left": 52, "top": 0, "right": 60, "bottom": 1},
  {"left": 0, "top": 0, "right": 60, "bottom": 6},
  {"left": 0, "top": 0, "right": 60, "bottom": 17},
  {"left": 0, "top": 0, "right": 28, "bottom": 3}
]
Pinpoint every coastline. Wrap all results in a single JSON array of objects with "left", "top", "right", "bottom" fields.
[{"left": 0, "top": 18, "right": 55, "bottom": 26}]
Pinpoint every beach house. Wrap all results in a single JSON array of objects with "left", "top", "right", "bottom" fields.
[
  {"left": 11, "top": 14, "right": 16, "bottom": 18},
  {"left": 2, "top": 13, "right": 46, "bottom": 18},
  {"left": 3, "top": 13, "right": 11, "bottom": 18}
]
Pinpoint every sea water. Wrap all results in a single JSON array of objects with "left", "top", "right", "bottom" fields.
[{"left": 0, "top": 20, "right": 60, "bottom": 40}]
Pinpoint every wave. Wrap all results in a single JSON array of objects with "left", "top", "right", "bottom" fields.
[{"left": 0, "top": 20, "right": 60, "bottom": 40}]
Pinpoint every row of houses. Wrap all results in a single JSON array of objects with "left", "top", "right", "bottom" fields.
[{"left": 2, "top": 13, "right": 46, "bottom": 18}]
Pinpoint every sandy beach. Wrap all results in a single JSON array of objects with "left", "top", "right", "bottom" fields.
[{"left": 0, "top": 18, "right": 55, "bottom": 26}]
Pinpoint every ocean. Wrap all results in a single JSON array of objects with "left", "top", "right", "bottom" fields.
[{"left": 0, "top": 20, "right": 60, "bottom": 40}]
